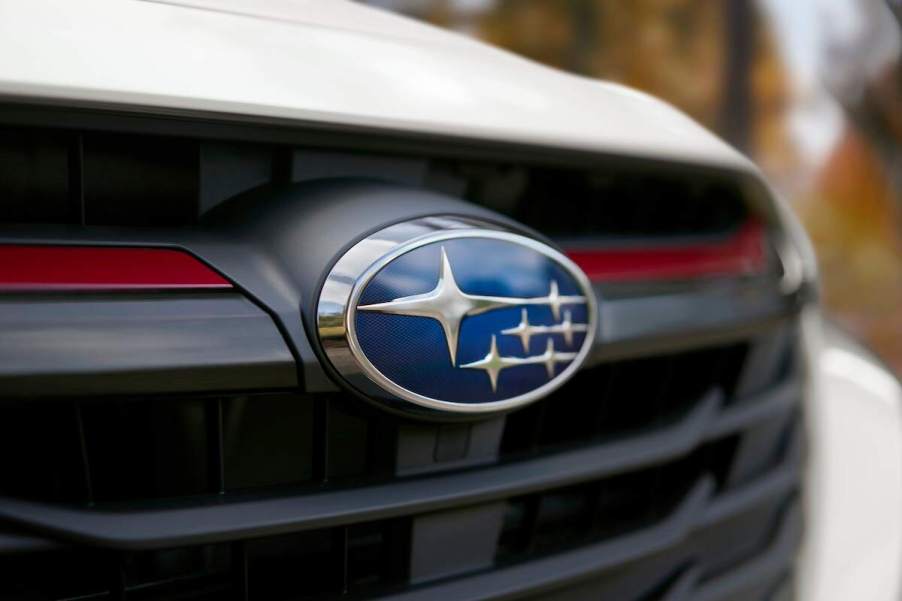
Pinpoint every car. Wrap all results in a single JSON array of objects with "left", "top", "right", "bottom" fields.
[{"left": 0, "top": 1, "right": 899, "bottom": 600}]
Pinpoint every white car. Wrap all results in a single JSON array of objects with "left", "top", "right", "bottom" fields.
[{"left": 0, "top": 1, "right": 899, "bottom": 600}]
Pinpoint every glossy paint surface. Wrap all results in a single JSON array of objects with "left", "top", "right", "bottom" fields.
[
  {"left": 799, "top": 318, "right": 902, "bottom": 601},
  {"left": 0, "top": 0, "right": 748, "bottom": 170}
]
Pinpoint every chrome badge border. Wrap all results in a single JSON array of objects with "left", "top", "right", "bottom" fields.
[{"left": 316, "top": 217, "right": 599, "bottom": 415}]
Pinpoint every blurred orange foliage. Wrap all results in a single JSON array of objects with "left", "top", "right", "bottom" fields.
[{"left": 802, "top": 129, "right": 902, "bottom": 372}]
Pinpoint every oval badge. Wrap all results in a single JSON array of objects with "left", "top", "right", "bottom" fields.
[{"left": 317, "top": 219, "right": 598, "bottom": 415}]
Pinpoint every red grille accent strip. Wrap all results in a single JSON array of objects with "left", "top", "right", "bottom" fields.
[
  {"left": 0, "top": 245, "right": 232, "bottom": 291},
  {"left": 566, "top": 222, "right": 766, "bottom": 282}
]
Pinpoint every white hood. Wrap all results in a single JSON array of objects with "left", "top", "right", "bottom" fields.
[{"left": 0, "top": 0, "right": 753, "bottom": 171}]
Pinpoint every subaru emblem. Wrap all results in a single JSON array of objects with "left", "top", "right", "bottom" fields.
[{"left": 317, "top": 217, "right": 598, "bottom": 415}]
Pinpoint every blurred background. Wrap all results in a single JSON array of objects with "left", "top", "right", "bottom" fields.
[{"left": 359, "top": 0, "right": 902, "bottom": 374}]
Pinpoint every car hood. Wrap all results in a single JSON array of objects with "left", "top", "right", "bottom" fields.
[{"left": 0, "top": 0, "right": 753, "bottom": 171}]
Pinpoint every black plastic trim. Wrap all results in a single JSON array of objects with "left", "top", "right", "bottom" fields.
[
  {"left": 373, "top": 491, "right": 801, "bottom": 601},
  {"left": 692, "top": 508, "right": 800, "bottom": 601},
  {"left": 0, "top": 530, "right": 63, "bottom": 554},
  {"left": 590, "top": 279, "right": 798, "bottom": 363},
  {"left": 0, "top": 293, "right": 297, "bottom": 397},
  {"left": 0, "top": 379, "right": 799, "bottom": 548}
]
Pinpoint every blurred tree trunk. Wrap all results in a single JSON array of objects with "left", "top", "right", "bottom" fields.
[
  {"left": 566, "top": 0, "right": 597, "bottom": 75},
  {"left": 720, "top": 0, "right": 754, "bottom": 153},
  {"left": 826, "top": 0, "right": 902, "bottom": 214}
]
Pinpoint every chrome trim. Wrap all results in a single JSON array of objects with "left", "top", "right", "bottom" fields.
[{"left": 316, "top": 217, "right": 598, "bottom": 415}]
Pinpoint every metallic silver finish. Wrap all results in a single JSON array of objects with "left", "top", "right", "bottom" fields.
[
  {"left": 316, "top": 217, "right": 598, "bottom": 415},
  {"left": 502, "top": 308, "right": 589, "bottom": 351},
  {"left": 461, "top": 336, "right": 578, "bottom": 392}
]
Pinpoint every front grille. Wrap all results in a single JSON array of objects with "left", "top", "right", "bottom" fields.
[
  {"left": 0, "top": 124, "right": 752, "bottom": 242},
  {"left": 0, "top": 113, "right": 802, "bottom": 601},
  {"left": 0, "top": 326, "right": 801, "bottom": 600},
  {"left": 0, "top": 343, "right": 757, "bottom": 505}
]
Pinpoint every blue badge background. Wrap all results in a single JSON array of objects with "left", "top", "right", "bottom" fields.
[{"left": 354, "top": 238, "right": 590, "bottom": 404}]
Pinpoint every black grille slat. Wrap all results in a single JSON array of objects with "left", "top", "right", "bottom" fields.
[
  {"left": 313, "top": 396, "right": 331, "bottom": 484},
  {"left": 0, "top": 452, "right": 798, "bottom": 601},
  {"left": 0, "top": 342, "right": 797, "bottom": 508},
  {"left": 206, "top": 399, "right": 225, "bottom": 495},
  {"left": 0, "top": 377, "right": 799, "bottom": 549},
  {"left": 0, "top": 529, "right": 63, "bottom": 554},
  {"left": 362, "top": 488, "right": 800, "bottom": 601},
  {"left": 74, "top": 403, "right": 95, "bottom": 505},
  {"left": 501, "top": 345, "right": 746, "bottom": 458},
  {"left": 693, "top": 509, "right": 800, "bottom": 601}
]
